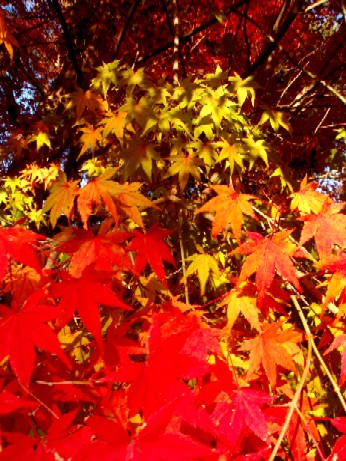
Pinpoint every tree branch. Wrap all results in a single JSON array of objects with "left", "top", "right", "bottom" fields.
[
  {"left": 136, "top": 0, "right": 250, "bottom": 67},
  {"left": 244, "top": 0, "right": 306, "bottom": 77},
  {"left": 114, "top": 0, "right": 141, "bottom": 59},
  {"left": 50, "top": 0, "right": 84, "bottom": 89}
]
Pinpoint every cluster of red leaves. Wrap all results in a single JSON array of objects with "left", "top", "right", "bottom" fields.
[{"left": 1, "top": 175, "right": 346, "bottom": 460}]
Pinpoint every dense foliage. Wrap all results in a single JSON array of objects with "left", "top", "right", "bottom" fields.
[{"left": 1, "top": 1, "right": 346, "bottom": 460}]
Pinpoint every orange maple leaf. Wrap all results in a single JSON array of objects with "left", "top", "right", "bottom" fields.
[
  {"left": 67, "top": 88, "right": 108, "bottom": 120},
  {"left": 78, "top": 123, "right": 104, "bottom": 158},
  {"left": 101, "top": 111, "right": 128, "bottom": 141},
  {"left": 299, "top": 201, "right": 346, "bottom": 259},
  {"left": 232, "top": 230, "right": 301, "bottom": 305},
  {"left": 240, "top": 321, "right": 302, "bottom": 387},
  {"left": 195, "top": 185, "right": 256, "bottom": 238},
  {"left": 77, "top": 168, "right": 156, "bottom": 228}
]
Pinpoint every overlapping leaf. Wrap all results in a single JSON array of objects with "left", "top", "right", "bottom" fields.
[
  {"left": 195, "top": 184, "right": 256, "bottom": 238},
  {"left": 127, "top": 224, "right": 175, "bottom": 285},
  {"left": 232, "top": 230, "right": 301, "bottom": 305},
  {"left": 0, "top": 291, "right": 68, "bottom": 386},
  {"left": 43, "top": 171, "right": 80, "bottom": 228},
  {"left": 240, "top": 321, "right": 302, "bottom": 387}
]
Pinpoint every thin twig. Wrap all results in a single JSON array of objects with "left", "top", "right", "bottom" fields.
[
  {"left": 176, "top": 206, "right": 190, "bottom": 305},
  {"left": 269, "top": 327, "right": 312, "bottom": 461},
  {"left": 291, "top": 295, "right": 346, "bottom": 413}
]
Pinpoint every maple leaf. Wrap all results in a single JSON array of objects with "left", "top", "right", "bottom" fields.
[
  {"left": 78, "top": 123, "right": 104, "bottom": 159},
  {"left": 42, "top": 171, "right": 80, "bottom": 228},
  {"left": 299, "top": 201, "right": 346, "bottom": 258},
  {"left": 185, "top": 252, "right": 220, "bottom": 295},
  {"left": 81, "top": 400, "right": 213, "bottom": 461},
  {"left": 221, "top": 287, "right": 261, "bottom": 331},
  {"left": 0, "top": 227, "right": 43, "bottom": 281},
  {"left": 113, "top": 315, "right": 212, "bottom": 415},
  {"left": 50, "top": 270, "right": 131, "bottom": 349},
  {"left": 0, "top": 10, "right": 19, "bottom": 60},
  {"left": 229, "top": 72, "right": 257, "bottom": 106},
  {"left": 92, "top": 59, "right": 121, "bottom": 97},
  {"left": 324, "top": 334, "right": 346, "bottom": 386},
  {"left": 3, "top": 266, "right": 42, "bottom": 306},
  {"left": 121, "top": 137, "right": 159, "bottom": 180},
  {"left": 259, "top": 106, "right": 292, "bottom": 133},
  {"left": 127, "top": 224, "right": 176, "bottom": 285},
  {"left": 240, "top": 321, "right": 302, "bottom": 388},
  {"left": 165, "top": 155, "right": 204, "bottom": 191},
  {"left": 29, "top": 131, "right": 51, "bottom": 150},
  {"left": 212, "top": 388, "right": 273, "bottom": 450},
  {"left": 19, "top": 163, "right": 60, "bottom": 190},
  {"left": 290, "top": 175, "right": 329, "bottom": 214},
  {"left": 77, "top": 169, "right": 155, "bottom": 228},
  {"left": 0, "top": 291, "right": 69, "bottom": 386},
  {"left": 58, "top": 228, "right": 133, "bottom": 278},
  {"left": 217, "top": 137, "right": 244, "bottom": 174},
  {"left": 66, "top": 88, "right": 107, "bottom": 120},
  {"left": 195, "top": 184, "right": 256, "bottom": 238},
  {"left": 0, "top": 389, "right": 38, "bottom": 415},
  {"left": 101, "top": 111, "right": 128, "bottom": 141},
  {"left": 232, "top": 230, "right": 301, "bottom": 305},
  {"left": 243, "top": 136, "right": 269, "bottom": 169}
]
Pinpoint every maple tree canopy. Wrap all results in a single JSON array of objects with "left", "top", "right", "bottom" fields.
[{"left": 1, "top": 1, "right": 346, "bottom": 460}]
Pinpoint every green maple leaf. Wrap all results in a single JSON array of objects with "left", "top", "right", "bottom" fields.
[
  {"left": 259, "top": 107, "right": 292, "bottom": 133},
  {"left": 121, "top": 136, "right": 159, "bottom": 180},
  {"left": 91, "top": 60, "right": 120, "bottom": 97},
  {"left": 217, "top": 138, "right": 244, "bottom": 173},
  {"left": 243, "top": 136, "right": 269, "bottom": 168},
  {"left": 229, "top": 73, "right": 257, "bottom": 107},
  {"left": 165, "top": 155, "right": 203, "bottom": 191}
]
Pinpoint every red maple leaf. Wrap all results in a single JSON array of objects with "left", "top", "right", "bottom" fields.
[
  {"left": 0, "top": 433, "right": 56, "bottom": 461},
  {"left": 111, "top": 315, "right": 212, "bottom": 415},
  {"left": 232, "top": 230, "right": 301, "bottom": 305},
  {"left": 57, "top": 228, "right": 133, "bottom": 278},
  {"left": 78, "top": 399, "right": 214, "bottom": 461},
  {"left": 127, "top": 224, "right": 176, "bottom": 285},
  {"left": 0, "top": 227, "right": 43, "bottom": 281},
  {"left": 324, "top": 334, "right": 346, "bottom": 386},
  {"left": 0, "top": 389, "right": 38, "bottom": 415},
  {"left": 50, "top": 270, "right": 131, "bottom": 349},
  {"left": 0, "top": 290, "right": 69, "bottom": 386},
  {"left": 328, "top": 418, "right": 346, "bottom": 460}
]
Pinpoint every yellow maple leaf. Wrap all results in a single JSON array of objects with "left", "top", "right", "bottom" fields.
[{"left": 43, "top": 171, "right": 80, "bottom": 227}]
